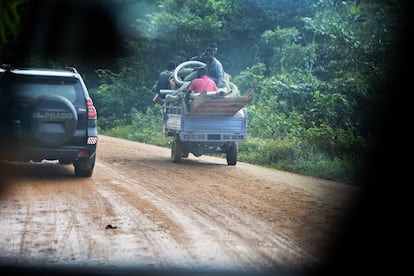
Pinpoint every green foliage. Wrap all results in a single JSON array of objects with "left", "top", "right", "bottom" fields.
[
  {"left": 256, "top": 26, "right": 316, "bottom": 74},
  {"left": 135, "top": 0, "right": 233, "bottom": 63},
  {"left": 0, "top": 0, "right": 27, "bottom": 43},
  {"left": 91, "top": 64, "right": 155, "bottom": 129},
  {"left": 238, "top": 137, "right": 355, "bottom": 183},
  {"left": 233, "top": 63, "right": 266, "bottom": 95},
  {"left": 302, "top": 123, "right": 366, "bottom": 159}
]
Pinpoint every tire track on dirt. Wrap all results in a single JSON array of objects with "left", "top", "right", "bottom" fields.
[
  {"left": 0, "top": 166, "right": 114, "bottom": 266},
  {"left": 96, "top": 154, "right": 316, "bottom": 270},
  {"left": 93, "top": 162, "right": 196, "bottom": 268},
  {"left": 95, "top": 161, "right": 242, "bottom": 269}
]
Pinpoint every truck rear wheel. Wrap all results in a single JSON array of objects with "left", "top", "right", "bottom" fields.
[
  {"left": 171, "top": 135, "right": 182, "bottom": 163},
  {"left": 226, "top": 142, "right": 238, "bottom": 166}
]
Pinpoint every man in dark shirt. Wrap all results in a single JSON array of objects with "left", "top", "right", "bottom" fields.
[{"left": 156, "top": 60, "right": 176, "bottom": 99}]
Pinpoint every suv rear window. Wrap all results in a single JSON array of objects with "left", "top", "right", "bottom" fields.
[{"left": 9, "top": 77, "right": 82, "bottom": 104}]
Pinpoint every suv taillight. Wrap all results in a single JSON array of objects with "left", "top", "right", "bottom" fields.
[{"left": 86, "top": 97, "right": 97, "bottom": 119}]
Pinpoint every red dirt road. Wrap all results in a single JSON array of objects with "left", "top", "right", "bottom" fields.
[{"left": 0, "top": 135, "right": 358, "bottom": 273}]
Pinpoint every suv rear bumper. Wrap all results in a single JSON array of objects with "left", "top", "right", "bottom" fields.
[{"left": 10, "top": 144, "right": 96, "bottom": 162}]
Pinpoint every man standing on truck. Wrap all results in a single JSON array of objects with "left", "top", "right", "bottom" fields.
[
  {"left": 190, "top": 43, "right": 218, "bottom": 62},
  {"left": 204, "top": 47, "right": 224, "bottom": 88}
]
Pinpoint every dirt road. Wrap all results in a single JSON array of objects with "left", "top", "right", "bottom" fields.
[{"left": 0, "top": 135, "right": 358, "bottom": 274}]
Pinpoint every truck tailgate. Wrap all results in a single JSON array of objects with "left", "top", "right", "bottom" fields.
[{"left": 177, "top": 110, "right": 247, "bottom": 142}]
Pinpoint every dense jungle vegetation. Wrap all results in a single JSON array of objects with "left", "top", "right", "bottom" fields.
[{"left": 0, "top": 0, "right": 408, "bottom": 184}]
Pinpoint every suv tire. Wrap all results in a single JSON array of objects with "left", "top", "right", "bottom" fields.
[{"left": 74, "top": 155, "right": 96, "bottom": 177}]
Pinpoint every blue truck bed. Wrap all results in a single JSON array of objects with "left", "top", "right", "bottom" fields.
[{"left": 164, "top": 108, "right": 248, "bottom": 142}]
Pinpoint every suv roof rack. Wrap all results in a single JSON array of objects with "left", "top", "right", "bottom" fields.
[
  {"left": 1, "top": 65, "right": 79, "bottom": 74},
  {"left": 65, "top": 67, "right": 79, "bottom": 74},
  {"left": 1, "top": 64, "right": 12, "bottom": 71}
]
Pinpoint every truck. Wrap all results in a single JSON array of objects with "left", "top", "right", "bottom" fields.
[{"left": 160, "top": 61, "right": 253, "bottom": 165}]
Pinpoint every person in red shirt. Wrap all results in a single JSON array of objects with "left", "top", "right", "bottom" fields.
[{"left": 188, "top": 67, "right": 218, "bottom": 93}]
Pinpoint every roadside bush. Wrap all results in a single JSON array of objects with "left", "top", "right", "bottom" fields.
[
  {"left": 239, "top": 138, "right": 298, "bottom": 170},
  {"left": 238, "top": 137, "right": 266, "bottom": 163},
  {"left": 239, "top": 137, "right": 355, "bottom": 183},
  {"left": 302, "top": 123, "right": 367, "bottom": 160},
  {"left": 298, "top": 157, "right": 356, "bottom": 183}
]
